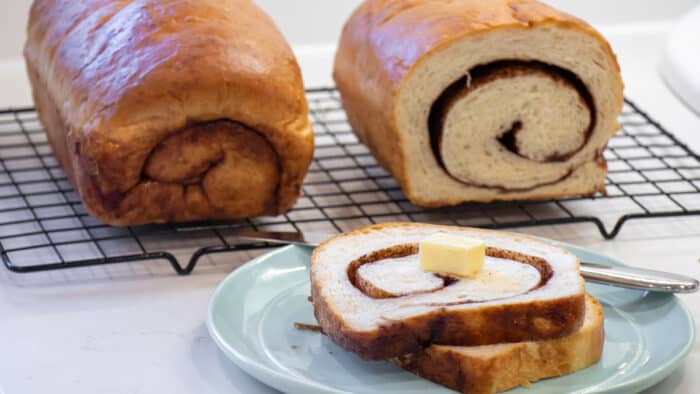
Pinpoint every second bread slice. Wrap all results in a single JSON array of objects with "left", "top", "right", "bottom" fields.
[{"left": 394, "top": 294, "right": 605, "bottom": 394}]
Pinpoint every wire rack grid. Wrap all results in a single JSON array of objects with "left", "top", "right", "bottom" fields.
[{"left": 0, "top": 87, "right": 699, "bottom": 274}]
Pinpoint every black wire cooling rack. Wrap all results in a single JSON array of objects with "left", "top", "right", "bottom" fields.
[{"left": 0, "top": 87, "right": 699, "bottom": 274}]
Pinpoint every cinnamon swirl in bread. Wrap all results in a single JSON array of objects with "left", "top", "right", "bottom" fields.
[{"left": 334, "top": 0, "right": 624, "bottom": 205}]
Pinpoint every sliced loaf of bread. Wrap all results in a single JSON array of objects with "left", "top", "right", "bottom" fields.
[{"left": 334, "top": 0, "right": 624, "bottom": 205}]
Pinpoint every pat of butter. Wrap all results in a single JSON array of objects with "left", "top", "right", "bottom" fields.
[{"left": 419, "top": 233, "right": 485, "bottom": 278}]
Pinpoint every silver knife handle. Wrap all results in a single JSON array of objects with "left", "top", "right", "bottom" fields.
[{"left": 581, "top": 262, "right": 699, "bottom": 293}]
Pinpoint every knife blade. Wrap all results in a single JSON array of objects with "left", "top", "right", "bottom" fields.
[{"left": 235, "top": 230, "right": 699, "bottom": 294}]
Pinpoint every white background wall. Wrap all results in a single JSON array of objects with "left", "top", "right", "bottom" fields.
[
  {"left": 1, "top": 0, "right": 699, "bottom": 107},
  {"left": 2, "top": 0, "right": 699, "bottom": 59}
]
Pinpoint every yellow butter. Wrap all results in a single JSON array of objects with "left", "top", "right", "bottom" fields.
[{"left": 419, "top": 233, "right": 485, "bottom": 278}]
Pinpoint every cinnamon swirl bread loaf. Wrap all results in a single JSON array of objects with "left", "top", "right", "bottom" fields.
[
  {"left": 334, "top": 0, "right": 624, "bottom": 205},
  {"left": 311, "top": 223, "right": 586, "bottom": 360},
  {"left": 24, "top": 0, "right": 314, "bottom": 225}
]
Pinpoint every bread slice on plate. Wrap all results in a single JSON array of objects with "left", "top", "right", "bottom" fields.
[
  {"left": 311, "top": 223, "right": 586, "bottom": 360},
  {"left": 393, "top": 294, "right": 605, "bottom": 394}
]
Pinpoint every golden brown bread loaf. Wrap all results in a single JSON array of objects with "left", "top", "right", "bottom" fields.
[
  {"left": 24, "top": 0, "right": 314, "bottom": 225},
  {"left": 334, "top": 0, "right": 624, "bottom": 206},
  {"left": 394, "top": 294, "right": 604, "bottom": 394}
]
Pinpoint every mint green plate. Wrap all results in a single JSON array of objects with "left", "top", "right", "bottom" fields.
[{"left": 207, "top": 244, "right": 695, "bottom": 394}]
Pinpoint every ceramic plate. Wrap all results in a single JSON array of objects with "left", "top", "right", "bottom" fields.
[{"left": 207, "top": 243, "right": 695, "bottom": 394}]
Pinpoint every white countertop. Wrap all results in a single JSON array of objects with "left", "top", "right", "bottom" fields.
[{"left": 1, "top": 1, "right": 700, "bottom": 393}]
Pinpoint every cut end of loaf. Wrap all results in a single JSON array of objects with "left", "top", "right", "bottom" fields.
[{"left": 397, "top": 23, "right": 622, "bottom": 204}]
